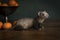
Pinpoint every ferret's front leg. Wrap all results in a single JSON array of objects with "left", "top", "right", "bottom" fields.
[{"left": 38, "top": 23, "right": 44, "bottom": 30}]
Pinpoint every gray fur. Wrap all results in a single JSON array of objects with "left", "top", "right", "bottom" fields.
[{"left": 13, "top": 11, "right": 49, "bottom": 30}]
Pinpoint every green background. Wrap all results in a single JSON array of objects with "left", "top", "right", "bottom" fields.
[{"left": 0, "top": 0, "right": 60, "bottom": 21}]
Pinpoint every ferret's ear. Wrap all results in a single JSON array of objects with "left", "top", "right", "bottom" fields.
[
  {"left": 38, "top": 11, "right": 41, "bottom": 16},
  {"left": 43, "top": 10, "right": 47, "bottom": 12}
]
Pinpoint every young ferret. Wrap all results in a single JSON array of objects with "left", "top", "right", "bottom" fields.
[{"left": 12, "top": 11, "right": 49, "bottom": 31}]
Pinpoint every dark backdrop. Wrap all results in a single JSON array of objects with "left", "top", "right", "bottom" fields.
[{"left": 0, "top": 0, "right": 60, "bottom": 21}]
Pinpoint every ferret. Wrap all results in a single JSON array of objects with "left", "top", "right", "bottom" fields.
[{"left": 12, "top": 11, "right": 49, "bottom": 31}]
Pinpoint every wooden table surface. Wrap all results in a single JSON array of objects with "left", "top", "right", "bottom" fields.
[{"left": 0, "top": 20, "right": 60, "bottom": 40}]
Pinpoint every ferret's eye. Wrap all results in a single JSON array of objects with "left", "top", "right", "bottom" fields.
[
  {"left": 41, "top": 13, "right": 44, "bottom": 16},
  {"left": 42, "top": 14, "right": 44, "bottom": 16}
]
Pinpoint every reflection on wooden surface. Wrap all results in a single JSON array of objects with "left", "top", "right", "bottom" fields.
[{"left": 0, "top": 20, "right": 60, "bottom": 40}]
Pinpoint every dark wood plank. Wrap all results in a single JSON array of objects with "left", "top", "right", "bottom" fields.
[{"left": 0, "top": 20, "right": 60, "bottom": 40}]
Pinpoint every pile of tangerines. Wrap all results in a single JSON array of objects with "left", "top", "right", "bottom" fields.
[
  {"left": 0, "top": 0, "right": 18, "bottom": 29},
  {"left": 0, "top": 0, "right": 18, "bottom": 6},
  {"left": 0, "top": 20, "right": 17, "bottom": 29},
  {"left": 0, "top": 21, "right": 12, "bottom": 29}
]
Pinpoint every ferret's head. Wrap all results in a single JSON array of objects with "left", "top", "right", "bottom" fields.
[{"left": 38, "top": 11, "right": 49, "bottom": 19}]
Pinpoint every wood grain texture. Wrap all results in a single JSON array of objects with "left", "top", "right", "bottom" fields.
[{"left": 0, "top": 20, "right": 60, "bottom": 40}]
